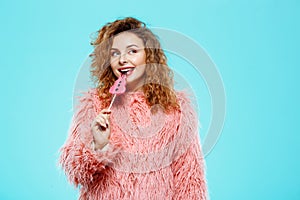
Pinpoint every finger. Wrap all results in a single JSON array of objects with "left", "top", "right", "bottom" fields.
[
  {"left": 98, "top": 124, "right": 107, "bottom": 131},
  {"left": 93, "top": 118, "right": 107, "bottom": 131},
  {"left": 101, "top": 108, "right": 111, "bottom": 114},
  {"left": 96, "top": 116, "right": 111, "bottom": 130},
  {"left": 95, "top": 115, "right": 105, "bottom": 124},
  {"left": 95, "top": 113, "right": 110, "bottom": 122},
  {"left": 98, "top": 115, "right": 109, "bottom": 125},
  {"left": 100, "top": 109, "right": 111, "bottom": 118},
  {"left": 102, "top": 118, "right": 109, "bottom": 128},
  {"left": 94, "top": 120, "right": 107, "bottom": 132}
]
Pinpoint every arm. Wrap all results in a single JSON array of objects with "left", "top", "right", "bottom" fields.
[
  {"left": 171, "top": 136, "right": 207, "bottom": 199},
  {"left": 171, "top": 92, "right": 208, "bottom": 199},
  {"left": 59, "top": 90, "right": 117, "bottom": 187}
]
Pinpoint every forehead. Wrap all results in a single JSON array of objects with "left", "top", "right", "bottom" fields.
[{"left": 111, "top": 32, "right": 144, "bottom": 48}]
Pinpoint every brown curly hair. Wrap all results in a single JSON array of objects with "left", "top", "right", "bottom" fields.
[{"left": 90, "top": 17, "right": 179, "bottom": 113}]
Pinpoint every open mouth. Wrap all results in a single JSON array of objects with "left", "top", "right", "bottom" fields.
[{"left": 118, "top": 67, "right": 135, "bottom": 75}]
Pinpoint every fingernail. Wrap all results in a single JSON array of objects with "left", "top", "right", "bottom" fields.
[{"left": 99, "top": 125, "right": 106, "bottom": 131}]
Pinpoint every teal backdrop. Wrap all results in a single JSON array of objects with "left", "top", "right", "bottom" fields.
[{"left": 1, "top": 0, "right": 299, "bottom": 199}]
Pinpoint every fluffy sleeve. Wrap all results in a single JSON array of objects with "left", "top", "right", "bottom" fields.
[
  {"left": 59, "top": 90, "right": 118, "bottom": 187},
  {"left": 171, "top": 93, "right": 208, "bottom": 200}
]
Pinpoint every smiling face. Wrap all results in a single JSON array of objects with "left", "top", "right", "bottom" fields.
[{"left": 110, "top": 32, "right": 147, "bottom": 92}]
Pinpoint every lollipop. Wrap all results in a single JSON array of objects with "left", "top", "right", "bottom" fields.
[{"left": 108, "top": 74, "right": 127, "bottom": 109}]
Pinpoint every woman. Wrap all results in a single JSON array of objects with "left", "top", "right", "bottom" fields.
[{"left": 59, "top": 17, "right": 208, "bottom": 199}]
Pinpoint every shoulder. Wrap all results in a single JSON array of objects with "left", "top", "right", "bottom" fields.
[
  {"left": 174, "top": 90, "right": 199, "bottom": 124},
  {"left": 175, "top": 91, "right": 196, "bottom": 111},
  {"left": 76, "top": 88, "right": 99, "bottom": 101},
  {"left": 73, "top": 88, "right": 103, "bottom": 114}
]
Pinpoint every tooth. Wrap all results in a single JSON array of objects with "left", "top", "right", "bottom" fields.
[{"left": 120, "top": 68, "right": 132, "bottom": 72}]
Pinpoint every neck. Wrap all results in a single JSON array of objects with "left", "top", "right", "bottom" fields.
[
  {"left": 125, "top": 76, "right": 145, "bottom": 92},
  {"left": 126, "top": 84, "right": 144, "bottom": 92}
]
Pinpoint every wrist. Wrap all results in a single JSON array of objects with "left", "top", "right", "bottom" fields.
[{"left": 92, "top": 139, "right": 109, "bottom": 151}]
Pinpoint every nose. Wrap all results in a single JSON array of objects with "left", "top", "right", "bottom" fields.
[{"left": 119, "top": 53, "right": 128, "bottom": 65}]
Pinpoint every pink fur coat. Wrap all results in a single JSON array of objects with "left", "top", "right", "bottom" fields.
[{"left": 59, "top": 89, "right": 207, "bottom": 199}]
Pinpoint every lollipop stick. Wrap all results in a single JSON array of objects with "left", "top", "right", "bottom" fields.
[
  {"left": 108, "top": 94, "right": 117, "bottom": 110},
  {"left": 108, "top": 74, "right": 127, "bottom": 110}
]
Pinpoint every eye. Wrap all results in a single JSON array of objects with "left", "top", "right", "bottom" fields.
[
  {"left": 128, "top": 49, "right": 138, "bottom": 54},
  {"left": 111, "top": 51, "right": 120, "bottom": 57}
]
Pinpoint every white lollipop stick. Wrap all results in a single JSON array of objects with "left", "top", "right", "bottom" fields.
[{"left": 108, "top": 74, "right": 127, "bottom": 109}]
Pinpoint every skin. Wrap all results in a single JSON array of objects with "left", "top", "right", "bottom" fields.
[
  {"left": 92, "top": 32, "right": 147, "bottom": 150},
  {"left": 110, "top": 32, "right": 147, "bottom": 92},
  {"left": 91, "top": 109, "right": 111, "bottom": 150}
]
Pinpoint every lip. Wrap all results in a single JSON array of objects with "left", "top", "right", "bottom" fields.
[{"left": 118, "top": 66, "right": 135, "bottom": 76}]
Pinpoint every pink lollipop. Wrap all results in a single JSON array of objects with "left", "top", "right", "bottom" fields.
[{"left": 108, "top": 74, "right": 127, "bottom": 109}]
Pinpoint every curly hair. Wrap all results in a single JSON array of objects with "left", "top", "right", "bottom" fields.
[{"left": 90, "top": 17, "right": 179, "bottom": 113}]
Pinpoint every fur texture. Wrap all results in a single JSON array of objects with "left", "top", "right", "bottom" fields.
[{"left": 59, "top": 89, "right": 207, "bottom": 199}]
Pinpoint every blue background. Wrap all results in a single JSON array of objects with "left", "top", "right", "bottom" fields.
[{"left": 1, "top": 0, "right": 299, "bottom": 199}]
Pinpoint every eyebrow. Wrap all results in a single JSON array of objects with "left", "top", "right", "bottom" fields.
[{"left": 111, "top": 44, "right": 139, "bottom": 50}]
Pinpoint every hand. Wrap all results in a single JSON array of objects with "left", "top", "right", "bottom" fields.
[{"left": 91, "top": 109, "right": 111, "bottom": 150}]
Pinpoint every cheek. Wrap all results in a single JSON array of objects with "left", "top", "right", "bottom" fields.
[
  {"left": 111, "top": 67, "right": 119, "bottom": 78},
  {"left": 109, "top": 61, "right": 118, "bottom": 75},
  {"left": 134, "top": 53, "right": 146, "bottom": 65},
  {"left": 136, "top": 65, "right": 146, "bottom": 77},
  {"left": 110, "top": 61, "right": 120, "bottom": 74}
]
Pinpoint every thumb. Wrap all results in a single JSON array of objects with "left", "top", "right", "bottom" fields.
[{"left": 103, "top": 113, "right": 111, "bottom": 120}]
